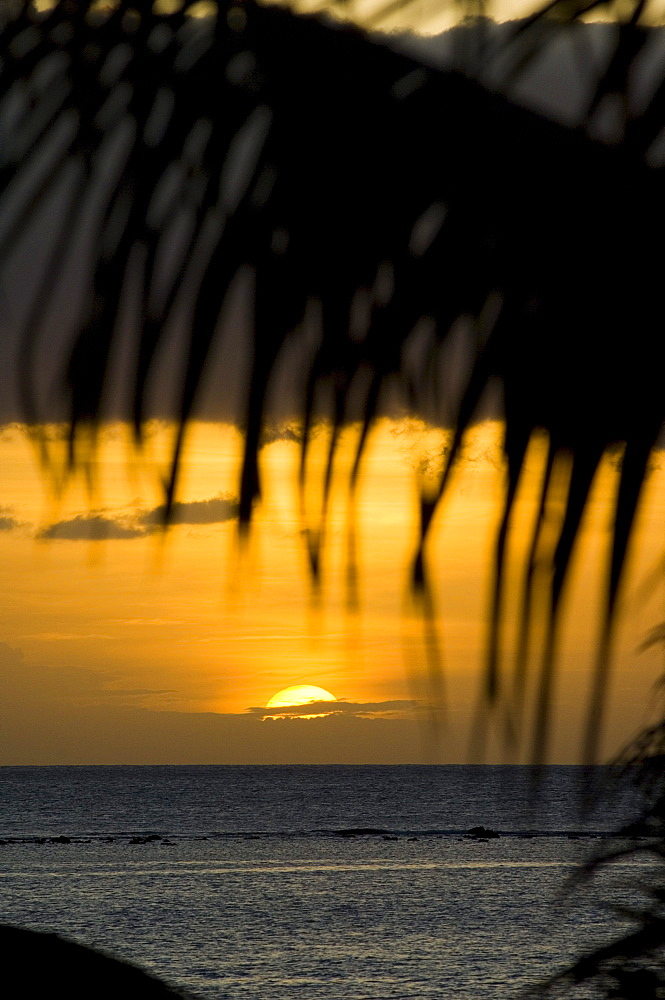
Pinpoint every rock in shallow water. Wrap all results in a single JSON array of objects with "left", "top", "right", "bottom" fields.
[{"left": 465, "top": 825, "right": 500, "bottom": 839}]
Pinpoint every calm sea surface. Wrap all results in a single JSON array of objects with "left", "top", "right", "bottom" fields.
[{"left": 0, "top": 765, "right": 655, "bottom": 999}]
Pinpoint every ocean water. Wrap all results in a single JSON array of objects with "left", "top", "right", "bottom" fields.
[{"left": 0, "top": 765, "right": 655, "bottom": 999}]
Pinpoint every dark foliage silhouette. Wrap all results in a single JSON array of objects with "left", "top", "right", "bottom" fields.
[
  {"left": 534, "top": 724, "right": 665, "bottom": 998},
  {"left": 3, "top": 0, "right": 664, "bottom": 760},
  {"left": 2, "top": 0, "right": 665, "bottom": 995},
  {"left": 0, "top": 923, "right": 190, "bottom": 999}
]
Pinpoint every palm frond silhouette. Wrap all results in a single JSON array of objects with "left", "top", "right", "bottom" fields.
[
  {"left": 2, "top": 0, "right": 665, "bottom": 992},
  {"left": 3, "top": 0, "right": 663, "bottom": 761}
]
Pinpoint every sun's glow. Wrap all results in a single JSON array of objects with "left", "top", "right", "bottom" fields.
[
  {"left": 0, "top": 417, "right": 664, "bottom": 761},
  {"left": 265, "top": 685, "right": 337, "bottom": 718}
]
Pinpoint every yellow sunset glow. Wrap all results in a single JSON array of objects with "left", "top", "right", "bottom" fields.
[
  {"left": 0, "top": 417, "right": 663, "bottom": 764},
  {"left": 266, "top": 685, "right": 337, "bottom": 709},
  {"left": 265, "top": 685, "right": 338, "bottom": 718}
]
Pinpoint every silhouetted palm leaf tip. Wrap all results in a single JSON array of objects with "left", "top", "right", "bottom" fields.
[{"left": 2, "top": 0, "right": 665, "bottom": 745}]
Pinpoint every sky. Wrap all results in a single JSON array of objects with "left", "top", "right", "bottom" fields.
[
  {"left": 1, "top": 416, "right": 663, "bottom": 764},
  {"left": 2, "top": 1, "right": 665, "bottom": 765}
]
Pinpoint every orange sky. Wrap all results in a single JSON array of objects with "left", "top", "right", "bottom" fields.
[
  {"left": 4, "top": 3, "right": 665, "bottom": 767},
  {"left": 0, "top": 417, "right": 663, "bottom": 764}
]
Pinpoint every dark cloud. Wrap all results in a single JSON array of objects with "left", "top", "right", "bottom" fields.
[
  {"left": 139, "top": 493, "right": 239, "bottom": 527},
  {"left": 0, "top": 645, "right": 459, "bottom": 763},
  {"left": 38, "top": 514, "right": 145, "bottom": 541},
  {"left": 37, "top": 493, "right": 240, "bottom": 540},
  {"left": 0, "top": 504, "right": 20, "bottom": 532},
  {"left": 0, "top": 423, "right": 69, "bottom": 442},
  {"left": 1, "top": 703, "right": 452, "bottom": 765},
  {"left": 259, "top": 422, "right": 303, "bottom": 446},
  {"left": 248, "top": 699, "right": 419, "bottom": 717}
]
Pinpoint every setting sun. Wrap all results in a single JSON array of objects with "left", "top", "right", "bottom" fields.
[{"left": 265, "top": 685, "right": 338, "bottom": 718}]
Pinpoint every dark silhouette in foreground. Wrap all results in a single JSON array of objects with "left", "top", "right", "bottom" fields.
[
  {"left": 2, "top": 0, "right": 665, "bottom": 995},
  {"left": 2, "top": 0, "right": 663, "bottom": 763},
  {"left": 0, "top": 924, "right": 190, "bottom": 1000}
]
